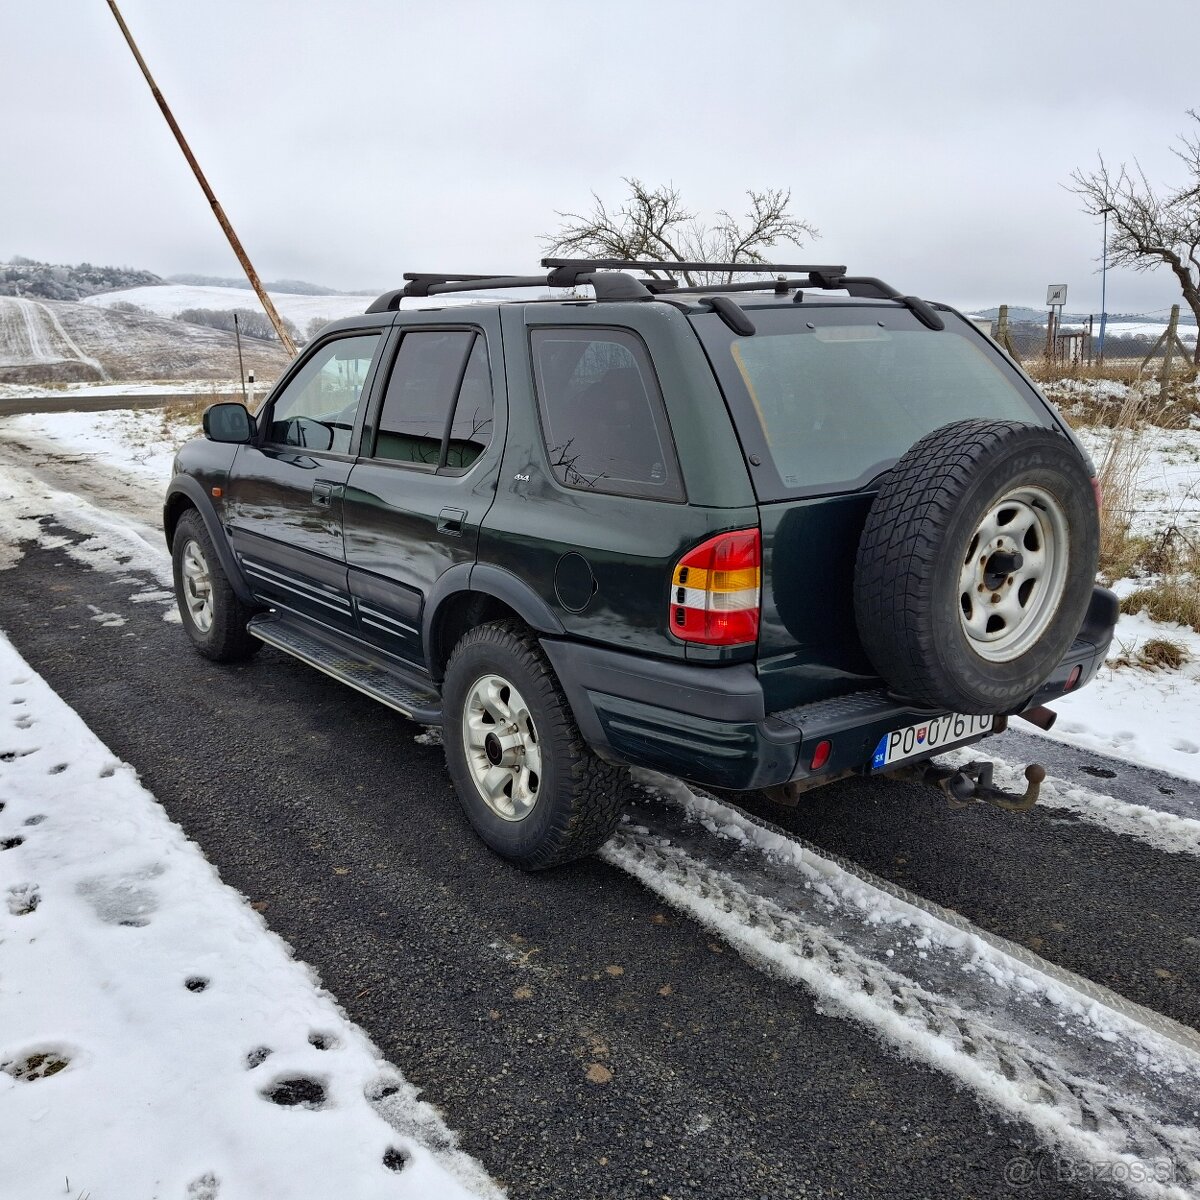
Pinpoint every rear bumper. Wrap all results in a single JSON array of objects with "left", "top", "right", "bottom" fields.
[{"left": 543, "top": 586, "right": 1118, "bottom": 792}]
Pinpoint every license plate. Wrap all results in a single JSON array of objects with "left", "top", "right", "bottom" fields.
[{"left": 871, "top": 713, "right": 996, "bottom": 769}]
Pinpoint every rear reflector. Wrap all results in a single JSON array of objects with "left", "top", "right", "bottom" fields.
[
  {"left": 670, "top": 528, "right": 761, "bottom": 646},
  {"left": 1065, "top": 665, "right": 1082, "bottom": 691},
  {"left": 810, "top": 739, "right": 832, "bottom": 771}
]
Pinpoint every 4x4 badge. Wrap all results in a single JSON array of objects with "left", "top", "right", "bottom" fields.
[{"left": 513, "top": 473, "right": 530, "bottom": 482}]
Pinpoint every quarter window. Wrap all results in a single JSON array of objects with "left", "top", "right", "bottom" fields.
[
  {"left": 373, "top": 330, "right": 494, "bottom": 470},
  {"left": 530, "top": 328, "right": 683, "bottom": 501},
  {"left": 267, "top": 333, "right": 380, "bottom": 454}
]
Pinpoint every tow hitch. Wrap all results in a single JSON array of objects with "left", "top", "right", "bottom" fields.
[{"left": 894, "top": 758, "right": 1046, "bottom": 812}]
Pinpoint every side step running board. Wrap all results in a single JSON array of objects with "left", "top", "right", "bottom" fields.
[{"left": 247, "top": 613, "right": 441, "bottom": 724}]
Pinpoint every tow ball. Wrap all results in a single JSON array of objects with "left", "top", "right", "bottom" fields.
[{"left": 894, "top": 758, "right": 1047, "bottom": 812}]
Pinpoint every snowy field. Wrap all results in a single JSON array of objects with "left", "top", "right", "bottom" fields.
[
  {"left": 84, "top": 284, "right": 379, "bottom": 328},
  {"left": 0, "top": 632, "right": 498, "bottom": 1200}
]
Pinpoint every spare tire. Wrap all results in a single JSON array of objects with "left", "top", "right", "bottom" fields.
[{"left": 854, "top": 418, "right": 1098, "bottom": 714}]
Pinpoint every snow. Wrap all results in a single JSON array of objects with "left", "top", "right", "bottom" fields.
[
  {"left": 607, "top": 779, "right": 1200, "bottom": 1199},
  {"left": 942, "top": 746, "right": 1200, "bottom": 856},
  {"left": 1028, "top": 609, "right": 1200, "bottom": 782},
  {"left": 0, "top": 296, "right": 105, "bottom": 375},
  {"left": 0, "top": 380, "right": 248, "bottom": 401},
  {"left": 0, "top": 632, "right": 499, "bottom": 1200},
  {"left": 2, "top": 408, "right": 191, "bottom": 487},
  {"left": 85, "top": 284, "right": 378, "bottom": 328}
]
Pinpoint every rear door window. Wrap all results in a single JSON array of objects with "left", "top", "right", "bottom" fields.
[
  {"left": 529, "top": 327, "right": 683, "bottom": 501},
  {"left": 372, "top": 330, "right": 493, "bottom": 471},
  {"left": 694, "top": 307, "right": 1052, "bottom": 501}
]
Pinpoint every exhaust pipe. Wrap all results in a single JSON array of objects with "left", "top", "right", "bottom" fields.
[{"left": 1016, "top": 705, "right": 1058, "bottom": 731}]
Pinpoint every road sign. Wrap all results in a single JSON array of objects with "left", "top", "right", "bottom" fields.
[{"left": 1046, "top": 284, "right": 1068, "bottom": 307}]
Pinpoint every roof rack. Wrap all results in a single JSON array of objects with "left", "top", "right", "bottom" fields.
[{"left": 364, "top": 259, "right": 944, "bottom": 331}]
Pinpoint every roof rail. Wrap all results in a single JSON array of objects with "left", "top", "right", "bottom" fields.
[
  {"left": 363, "top": 260, "right": 943, "bottom": 329},
  {"left": 365, "top": 264, "right": 655, "bottom": 312},
  {"left": 541, "top": 257, "right": 848, "bottom": 277}
]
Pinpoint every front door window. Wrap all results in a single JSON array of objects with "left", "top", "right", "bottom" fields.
[{"left": 268, "top": 334, "right": 381, "bottom": 454}]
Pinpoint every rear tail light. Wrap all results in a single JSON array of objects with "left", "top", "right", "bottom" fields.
[
  {"left": 670, "top": 528, "right": 761, "bottom": 646},
  {"left": 1090, "top": 476, "right": 1103, "bottom": 514}
]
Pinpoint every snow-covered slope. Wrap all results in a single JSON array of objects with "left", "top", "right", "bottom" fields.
[
  {"left": 0, "top": 296, "right": 106, "bottom": 382},
  {"left": 86, "top": 284, "right": 377, "bottom": 327},
  {"left": 0, "top": 297, "right": 289, "bottom": 384}
]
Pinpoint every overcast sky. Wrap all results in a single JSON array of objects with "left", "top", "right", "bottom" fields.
[{"left": 3, "top": 1, "right": 1196, "bottom": 314}]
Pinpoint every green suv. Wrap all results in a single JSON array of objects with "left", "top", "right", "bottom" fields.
[{"left": 164, "top": 259, "right": 1117, "bottom": 867}]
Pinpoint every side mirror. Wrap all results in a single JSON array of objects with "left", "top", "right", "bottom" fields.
[{"left": 203, "top": 402, "right": 255, "bottom": 444}]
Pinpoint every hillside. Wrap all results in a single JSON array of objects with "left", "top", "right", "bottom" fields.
[
  {"left": 85, "top": 284, "right": 376, "bottom": 328},
  {"left": 1, "top": 257, "right": 162, "bottom": 302},
  {"left": 0, "top": 296, "right": 290, "bottom": 384}
]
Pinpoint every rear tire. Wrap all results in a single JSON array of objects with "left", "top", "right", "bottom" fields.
[
  {"left": 171, "top": 509, "right": 262, "bottom": 663},
  {"left": 442, "top": 621, "right": 628, "bottom": 869}
]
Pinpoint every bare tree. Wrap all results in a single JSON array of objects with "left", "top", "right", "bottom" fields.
[
  {"left": 543, "top": 178, "right": 818, "bottom": 285},
  {"left": 1070, "top": 111, "right": 1200, "bottom": 364}
]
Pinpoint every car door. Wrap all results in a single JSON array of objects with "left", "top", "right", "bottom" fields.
[
  {"left": 223, "top": 324, "right": 389, "bottom": 633},
  {"left": 342, "top": 311, "right": 506, "bottom": 667}
]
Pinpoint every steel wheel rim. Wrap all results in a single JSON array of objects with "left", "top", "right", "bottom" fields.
[
  {"left": 462, "top": 673, "right": 542, "bottom": 822},
  {"left": 958, "top": 486, "right": 1070, "bottom": 663},
  {"left": 181, "top": 539, "right": 214, "bottom": 633}
]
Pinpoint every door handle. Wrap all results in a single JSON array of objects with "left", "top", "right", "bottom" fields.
[
  {"left": 312, "top": 480, "right": 339, "bottom": 508},
  {"left": 437, "top": 507, "right": 467, "bottom": 535}
]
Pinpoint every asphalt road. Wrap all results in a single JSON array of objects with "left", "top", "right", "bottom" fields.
[{"left": 6, "top": 517, "right": 1182, "bottom": 1198}]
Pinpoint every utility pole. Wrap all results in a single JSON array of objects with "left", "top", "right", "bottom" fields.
[{"left": 104, "top": 0, "right": 298, "bottom": 357}]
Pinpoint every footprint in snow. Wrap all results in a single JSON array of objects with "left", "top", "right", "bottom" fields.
[
  {"left": 76, "top": 863, "right": 163, "bottom": 926},
  {"left": 1, "top": 749, "right": 35, "bottom": 763},
  {"left": 13, "top": 715, "right": 32, "bottom": 730},
  {"left": 382, "top": 1147, "right": 409, "bottom": 1173},
  {"left": 2, "top": 1049, "right": 70, "bottom": 1082},
  {"left": 185, "top": 1173, "right": 220, "bottom": 1200},
  {"left": 1, "top": 836, "right": 25, "bottom": 851},
  {"left": 245, "top": 1046, "right": 273, "bottom": 1070},
  {"left": 6, "top": 883, "right": 40, "bottom": 915},
  {"left": 1171, "top": 738, "right": 1198, "bottom": 754},
  {"left": 261, "top": 1075, "right": 327, "bottom": 1109},
  {"left": 308, "top": 1031, "right": 339, "bottom": 1051}
]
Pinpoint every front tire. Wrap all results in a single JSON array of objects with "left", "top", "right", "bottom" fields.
[
  {"left": 171, "top": 509, "right": 262, "bottom": 662},
  {"left": 443, "top": 621, "right": 627, "bottom": 869}
]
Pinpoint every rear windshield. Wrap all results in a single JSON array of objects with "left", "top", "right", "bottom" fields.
[{"left": 694, "top": 306, "right": 1052, "bottom": 501}]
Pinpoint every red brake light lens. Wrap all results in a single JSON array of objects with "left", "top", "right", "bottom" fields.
[
  {"left": 810, "top": 739, "right": 832, "bottom": 771},
  {"left": 670, "top": 528, "right": 761, "bottom": 646}
]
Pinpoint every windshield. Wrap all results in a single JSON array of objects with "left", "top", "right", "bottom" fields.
[{"left": 695, "top": 307, "right": 1052, "bottom": 500}]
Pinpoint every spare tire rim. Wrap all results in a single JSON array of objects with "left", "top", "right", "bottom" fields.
[
  {"left": 181, "top": 539, "right": 214, "bottom": 633},
  {"left": 462, "top": 673, "right": 542, "bottom": 822},
  {"left": 958, "top": 486, "right": 1070, "bottom": 663}
]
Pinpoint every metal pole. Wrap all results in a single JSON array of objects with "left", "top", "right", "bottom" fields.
[
  {"left": 233, "top": 312, "right": 247, "bottom": 404},
  {"left": 1098, "top": 209, "right": 1109, "bottom": 363},
  {"left": 104, "top": 0, "right": 298, "bottom": 357}
]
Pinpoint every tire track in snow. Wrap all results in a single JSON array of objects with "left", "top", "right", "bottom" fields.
[
  {"left": 0, "top": 297, "right": 106, "bottom": 377},
  {"left": 604, "top": 775, "right": 1200, "bottom": 1198},
  {"left": 942, "top": 747, "right": 1200, "bottom": 858}
]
